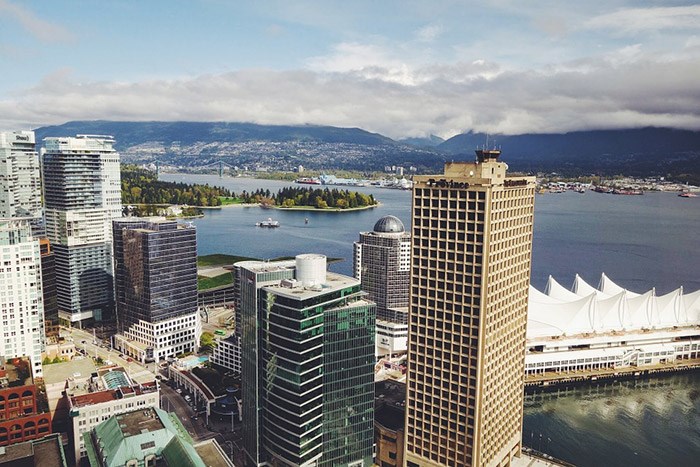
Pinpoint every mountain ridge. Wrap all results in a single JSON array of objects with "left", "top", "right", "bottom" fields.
[{"left": 32, "top": 121, "right": 700, "bottom": 181}]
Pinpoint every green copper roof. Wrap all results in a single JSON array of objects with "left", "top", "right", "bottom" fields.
[{"left": 82, "top": 407, "right": 204, "bottom": 467}]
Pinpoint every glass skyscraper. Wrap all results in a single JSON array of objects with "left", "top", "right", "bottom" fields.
[
  {"left": 42, "top": 135, "right": 122, "bottom": 325},
  {"left": 236, "top": 255, "right": 375, "bottom": 467},
  {"left": 112, "top": 219, "right": 199, "bottom": 362}
]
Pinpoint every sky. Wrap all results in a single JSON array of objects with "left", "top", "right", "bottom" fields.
[{"left": 1, "top": 0, "right": 699, "bottom": 139}]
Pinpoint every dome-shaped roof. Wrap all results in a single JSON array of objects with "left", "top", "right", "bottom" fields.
[{"left": 373, "top": 215, "right": 405, "bottom": 233}]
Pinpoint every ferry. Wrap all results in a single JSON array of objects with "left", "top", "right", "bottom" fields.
[
  {"left": 295, "top": 177, "right": 321, "bottom": 185},
  {"left": 256, "top": 218, "right": 280, "bottom": 228}
]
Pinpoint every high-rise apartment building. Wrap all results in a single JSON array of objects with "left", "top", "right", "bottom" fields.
[
  {"left": 404, "top": 149, "right": 536, "bottom": 466},
  {"left": 42, "top": 135, "right": 122, "bottom": 325},
  {"left": 354, "top": 215, "right": 411, "bottom": 356},
  {"left": 112, "top": 219, "right": 200, "bottom": 362},
  {"left": 236, "top": 255, "right": 375, "bottom": 467},
  {"left": 0, "top": 131, "right": 43, "bottom": 223},
  {"left": 0, "top": 219, "right": 45, "bottom": 378}
]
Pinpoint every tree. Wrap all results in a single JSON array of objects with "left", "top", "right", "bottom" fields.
[{"left": 200, "top": 331, "right": 218, "bottom": 354}]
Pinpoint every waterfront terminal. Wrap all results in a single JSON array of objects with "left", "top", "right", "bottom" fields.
[{"left": 525, "top": 273, "right": 700, "bottom": 387}]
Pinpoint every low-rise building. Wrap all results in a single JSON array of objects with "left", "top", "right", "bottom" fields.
[
  {"left": 374, "top": 381, "right": 405, "bottom": 467},
  {"left": 209, "top": 334, "right": 241, "bottom": 375},
  {"left": 65, "top": 367, "right": 159, "bottom": 464},
  {"left": 43, "top": 339, "right": 76, "bottom": 362},
  {"left": 0, "top": 433, "right": 67, "bottom": 466},
  {"left": 0, "top": 357, "right": 51, "bottom": 448},
  {"left": 83, "top": 407, "right": 232, "bottom": 467}
]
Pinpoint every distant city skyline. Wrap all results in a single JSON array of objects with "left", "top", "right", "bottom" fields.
[{"left": 1, "top": 1, "right": 699, "bottom": 138}]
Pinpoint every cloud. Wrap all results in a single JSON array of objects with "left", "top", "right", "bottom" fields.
[
  {"left": 2, "top": 39, "right": 700, "bottom": 139},
  {"left": 584, "top": 6, "right": 700, "bottom": 34},
  {"left": 0, "top": 0, "right": 74, "bottom": 43},
  {"left": 306, "top": 42, "right": 418, "bottom": 85},
  {"left": 415, "top": 24, "right": 443, "bottom": 42}
]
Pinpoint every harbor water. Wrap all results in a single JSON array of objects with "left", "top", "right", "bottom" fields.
[{"left": 162, "top": 173, "right": 700, "bottom": 465}]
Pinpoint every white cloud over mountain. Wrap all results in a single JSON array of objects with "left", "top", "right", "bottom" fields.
[{"left": 1, "top": 1, "right": 699, "bottom": 138}]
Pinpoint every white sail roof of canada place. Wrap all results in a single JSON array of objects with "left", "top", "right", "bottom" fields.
[{"left": 527, "top": 274, "right": 700, "bottom": 338}]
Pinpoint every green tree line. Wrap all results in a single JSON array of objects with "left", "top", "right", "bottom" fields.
[
  {"left": 238, "top": 186, "right": 377, "bottom": 209},
  {"left": 121, "top": 165, "right": 232, "bottom": 206}
]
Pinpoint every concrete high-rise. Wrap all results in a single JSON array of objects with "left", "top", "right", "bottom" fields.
[
  {"left": 0, "top": 131, "right": 43, "bottom": 223},
  {"left": 404, "top": 149, "right": 536, "bottom": 466},
  {"left": 354, "top": 215, "right": 411, "bottom": 356},
  {"left": 42, "top": 135, "right": 122, "bottom": 325},
  {"left": 0, "top": 218, "right": 45, "bottom": 378},
  {"left": 112, "top": 219, "right": 200, "bottom": 362},
  {"left": 236, "top": 255, "right": 375, "bottom": 467}
]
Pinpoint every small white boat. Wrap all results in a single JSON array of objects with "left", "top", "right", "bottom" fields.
[{"left": 256, "top": 218, "right": 280, "bottom": 228}]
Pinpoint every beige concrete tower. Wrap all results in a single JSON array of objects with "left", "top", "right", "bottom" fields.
[{"left": 404, "top": 149, "right": 535, "bottom": 467}]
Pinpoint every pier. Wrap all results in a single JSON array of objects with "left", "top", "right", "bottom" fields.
[{"left": 525, "top": 357, "right": 700, "bottom": 390}]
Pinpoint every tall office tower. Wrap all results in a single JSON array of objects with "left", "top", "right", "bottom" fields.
[
  {"left": 404, "top": 149, "right": 536, "bottom": 467},
  {"left": 39, "top": 238, "right": 59, "bottom": 338},
  {"left": 42, "top": 135, "right": 122, "bottom": 325},
  {"left": 236, "top": 255, "right": 375, "bottom": 467},
  {"left": 0, "top": 219, "right": 45, "bottom": 378},
  {"left": 0, "top": 131, "right": 43, "bottom": 223},
  {"left": 354, "top": 215, "right": 411, "bottom": 356},
  {"left": 112, "top": 219, "right": 200, "bottom": 362}
]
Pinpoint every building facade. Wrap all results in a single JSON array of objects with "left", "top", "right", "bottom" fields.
[
  {"left": 0, "top": 357, "right": 51, "bottom": 447},
  {"left": 66, "top": 368, "right": 159, "bottom": 463},
  {"left": 237, "top": 255, "right": 375, "bottom": 467},
  {"left": 113, "top": 219, "right": 200, "bottom": 362},
  {"left": 210, "top": 334, "right": 241, "bottom": 375},
  {"left": 0, "top": 131, "right": 42, "bottom": 224},
  {"left": 354, "top": 215, "right": 411, "bottom": 356},
  {"left": 83, "top": 407, "right": 233, "bottom": 467},
  {"left": 39, "top": 237, "right": 59, "bottom": 338},
  {"left": 0, "top": 219, "right": 45, "bottom": 378},
  {"left": 405, "top": 150, "right": 536, "bottom": 466},
  {"left": 42, "top": 135, "right": 122, "bottom": 325}
]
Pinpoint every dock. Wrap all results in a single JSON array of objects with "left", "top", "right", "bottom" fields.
[{"left": 525, "top": 357, "right": 700, "bottom": 390}]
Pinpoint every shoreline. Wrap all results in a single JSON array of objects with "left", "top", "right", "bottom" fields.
[{"left": 264, "top": 203, "right": 380, "bottom": 212}]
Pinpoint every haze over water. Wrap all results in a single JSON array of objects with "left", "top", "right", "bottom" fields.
[{"left": 162, "top": 173, "right": 700, "bottom": 465}]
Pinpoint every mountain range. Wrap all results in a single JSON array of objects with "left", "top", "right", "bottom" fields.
[{"left": 34, "top": 121, "right": 700, "bottom": 181}]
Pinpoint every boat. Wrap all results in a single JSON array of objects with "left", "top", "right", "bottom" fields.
[
  {"left": 295, "top": 177, "right": 322, "bottom": 185},
  {"left": 612, "top": 189, "right": 643, "bottom": 195},
  {"left": 576, "top": 187, "right": 586, "bottom": 194},
  {"left": 678, "top": 192, "right": 698, "bottom": 198},
  {"left": 256, "top": 218, "right": 280, "bottom": 228}
]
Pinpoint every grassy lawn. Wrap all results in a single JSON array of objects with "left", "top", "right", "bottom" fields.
[
  {"left": 197, "top": 254, "right": 257, "bottom": 267},
  {"left": 197, "top": 254, "right": 344, "bottom": 271},
  {"left": 218, "top": 196, "right": 245, "bottom": 205},
  {"left": 197, "top": 272, "right": 233, "bottom": 290}
]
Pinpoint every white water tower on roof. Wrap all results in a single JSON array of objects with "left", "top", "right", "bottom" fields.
[{"left": 296, "top": 254, "right": 327, "bottom": 287}]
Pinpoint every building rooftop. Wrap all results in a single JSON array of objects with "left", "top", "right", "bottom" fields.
[
  {"left": 0, "top": 434, "right": 67, "bottom": 466},
  {"left": 263, "top": 271, "right": 360, "bottom": 300},
  {"left": 234, "top": 259, "right": 296, "bottom": 273},
  {"left": 83, "top": 407, "right": 212, "bottom": 467},
  {"left": 373, "top": 215, "right": 405, "bottom": 233},
  {"left": 116, "top": 408, "right": 165, "bottom": 437},
  {"left": 193, "top": 439, "right": 234, "bottom": 466},
  {"left": 375, "top": 380, "right": 406, "bottom": 431},
  {"left": 0, "top": 357, "right": 33, "bottom": 388},
  {"left": 42, "top": 357, "right": 97, "bottom": 386}
]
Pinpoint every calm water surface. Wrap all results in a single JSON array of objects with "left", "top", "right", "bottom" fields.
[{"left": 162, "top": 173, "right": 700, "bottom": 466}]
